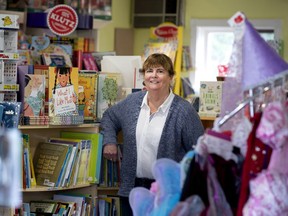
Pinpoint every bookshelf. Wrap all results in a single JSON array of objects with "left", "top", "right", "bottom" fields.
[
  {"left": 20, "top": 123, "right": 119, "bottom": 211},
  {"left": 0, "top": 10, "right": 112, "bottom": 30},
  {"left": 200, "top": 116, "right": 215, "bottom": 129},
  {"left": 0, "top": 13, "right": 20, "bottom": 102}
]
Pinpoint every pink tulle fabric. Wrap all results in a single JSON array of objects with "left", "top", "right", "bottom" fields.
[
  {"left": 243, "top": 170, "right": 288, "bottom": 216},
  {"left": 256, "top": 101, "right": 288, "bottom": 150}
]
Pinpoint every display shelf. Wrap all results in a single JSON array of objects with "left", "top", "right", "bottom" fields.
[
  {"left": 20, "top": 123, "right": 119, "bottom": 206},
  {"left": 26, "top": 12, "right": 110, "bottom": 30},
  {"left": 22, "top": 183, "right": 92, "bottom": 192},
  {"left": 200, "top": 115, "right": 215, "bottom": 129},
  {"left": 0, "top": 10, "right": 111, "bottom": 30},
  {"left": 200, "top": 116, "right": 216, "bottom": 121},
  {"left": 23, "top": 184, "right": 118, "bottom": 195},
  {"left": 19, "top": 123, "right": 100, "bottom": 130}
]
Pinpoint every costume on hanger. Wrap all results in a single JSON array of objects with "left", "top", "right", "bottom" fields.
[
  {"left": 242, "top": 101, "right": 288, "bottom": 215},
  {"left": 236, "top": 112, "right": 272, "bottom": 216}
]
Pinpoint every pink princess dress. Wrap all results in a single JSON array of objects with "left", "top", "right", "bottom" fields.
[{"left": 243, "top": 101, "right": 288, "bottom": 215}]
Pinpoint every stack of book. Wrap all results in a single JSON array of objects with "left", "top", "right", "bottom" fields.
[{"left": 25, "top": 131, "right": 103, "bottom": 189}]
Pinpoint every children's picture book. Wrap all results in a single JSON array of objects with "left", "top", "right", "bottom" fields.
[
  {"left": 78, "top": 73, "right": 98, "bottom": 122},
  {"left": 48, "top": 67, "right": 79, "bottom": 118},
  {"left": 33, "top": 65, "right": 49, "bottom": 113},
  {"left": 33, "top": 142, "right": 72, "bottom": 187},
  {"left": 97, "top": 72, "right": 123, "bottom": 120},
  {"left": 23, "top": 74, "right": 45, "bottom": 117},
  {"left": 199, "top": 81, "right": 223, "bottom": 117}
]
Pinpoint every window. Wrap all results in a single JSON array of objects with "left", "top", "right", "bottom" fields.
[
  {"left": 132, "top": 0, "right": 184, "bottom": 28},
  {"left": 190, "top": 19, "right": 282, "bottom": 94}
]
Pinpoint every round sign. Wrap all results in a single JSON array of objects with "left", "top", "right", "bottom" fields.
[
  {"left": 154, "top": 24, "right": 178, "bottom": 38},
  {"left": 47, "top": 5, "right": 78, "bottom": 36}
]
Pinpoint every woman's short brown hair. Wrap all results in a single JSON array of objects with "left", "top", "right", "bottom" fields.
[{"left": 142, "top": 53, "right": 175, "bottom": 77}]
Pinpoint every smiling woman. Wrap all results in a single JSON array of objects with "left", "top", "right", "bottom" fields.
[{"left": 100, "top": 53, "right": 205, "bottom": 216}]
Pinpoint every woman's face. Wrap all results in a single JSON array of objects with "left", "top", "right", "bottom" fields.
[
  {"left": 144, "top": 66, "right": 172, "bottom": 92},
  {"left": 57, "top": 73, "right": 69, "bottom": 87}
]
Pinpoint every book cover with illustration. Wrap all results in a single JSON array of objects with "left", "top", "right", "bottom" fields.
[
  {"left": 34, "top": 65, "right": 49, "bottom": 115},
  {"left": 97, "top": 72, "right": 123, "bottom": 120},
  {"left": 24, "top": 74, "right": 45, "bottom": 117},
  {"left": 78, "top": 73, "right": 98, "bottom": 122},
  {"left": 48, "top": 67, "right": 79, "bottom": 118},
  {"left": 199, "top": 81, "right": 223, "bottom": 117}
]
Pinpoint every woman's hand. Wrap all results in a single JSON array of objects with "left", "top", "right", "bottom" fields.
[{"left": 103, "top": 144, "right": 118, "bottom": 161}]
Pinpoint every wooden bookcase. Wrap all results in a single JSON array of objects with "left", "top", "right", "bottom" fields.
[{"left": 19, "top": 124, "right": 118, "bottom": 203}]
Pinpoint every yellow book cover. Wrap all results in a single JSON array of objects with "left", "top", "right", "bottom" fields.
[
  {"left": 78, "top": 73, "right": 98, "bottom": 122},
  {"left": 48, "top": 67, "right": 79, "bottom": 118}
]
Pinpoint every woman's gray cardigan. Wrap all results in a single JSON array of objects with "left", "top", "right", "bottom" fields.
[{"left": 100, "top": 90, "right": 204, "bottom": 197}]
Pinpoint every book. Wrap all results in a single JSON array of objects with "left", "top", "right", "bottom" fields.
[
  {"left": 48, "top": 67, "right": 79, "bottom": 118},
  {"left": 78, "top": 72, "right": 98, "bottom": 122},
  {"left": 78, "top": 140, "right": 91, "bottom": 184},
  {"left": 53, "top": 194, "right": 85, "bottom": 216},
  {"left": 23, "top": 74, "right": 45, "bottom": 117},
  {"left": 30, "top": 200, "right": 59, "bottom": 214},
  {"left": 61, "top": 131, "right": 103, "bottom": 184},
  {"left": 97, "top": 72, "right": 123, "bottom": 120},
  {"left": 48, "top": 137, "right": 82, "bottom": 187},
  {"left": 17, "top": 65, "right": 34, "bottom": 112},
  {"left": 22, "top": 134, "right": 31, "bottom": 188},
  {"left": 73, "top": 50, "right": 83, "bottom": 70},
  {"left": 33, "top": 65, "right": 49, "bottom": 116},
  {"left": 199, "top": 81, "right": 223, "bottom": 118},
  {"left": 33, "top": 142, "right": 72, "bottom": 187},
  {"left": 0, "top": 101, "right": 21, "bottom": 128}
]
